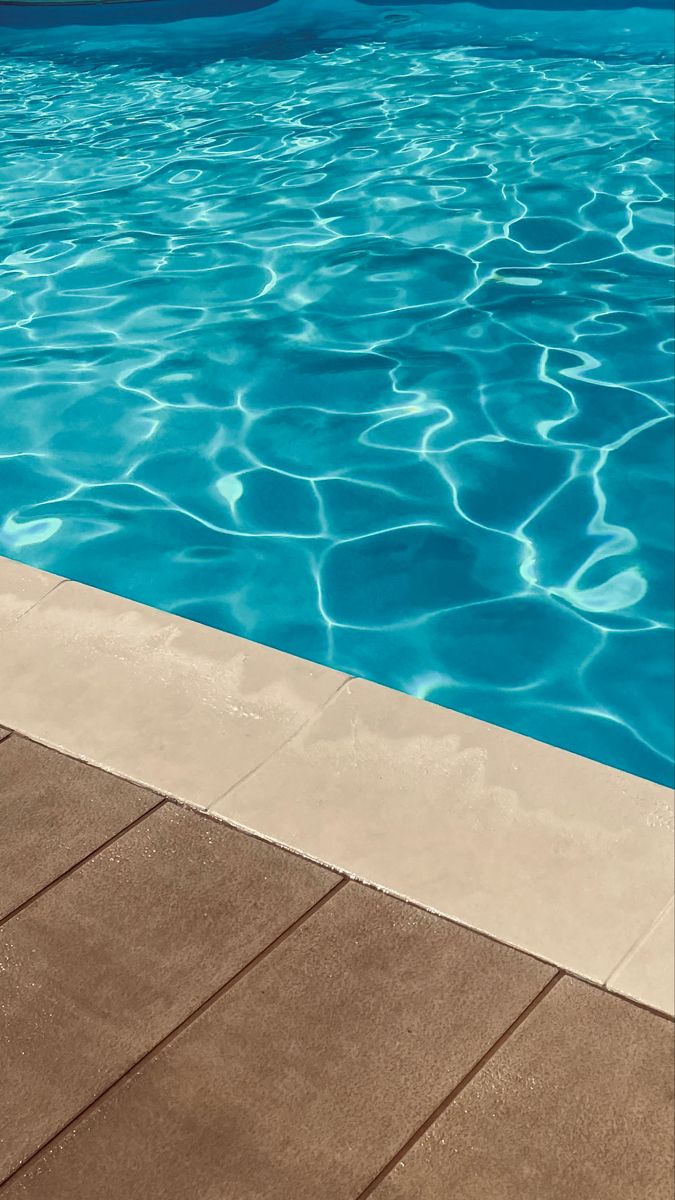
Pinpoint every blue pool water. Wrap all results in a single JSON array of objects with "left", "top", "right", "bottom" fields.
[{"left": 0, "top": 0, "right": 673, "bottom": 785}]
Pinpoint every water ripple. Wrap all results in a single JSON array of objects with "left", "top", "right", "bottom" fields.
[{"left": 0, "top": 1, "right": 673, "bottom": 784}]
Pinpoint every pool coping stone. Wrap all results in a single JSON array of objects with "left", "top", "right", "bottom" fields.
[{"left": 0, "top": 553, "right": 672, "bottom": 1016}]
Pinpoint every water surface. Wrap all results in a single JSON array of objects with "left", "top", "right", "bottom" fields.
[{"left": 1, "top": 0, "right": 673, "bottom": 783}]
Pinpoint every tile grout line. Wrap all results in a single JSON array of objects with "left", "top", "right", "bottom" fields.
[
  {"left": 8, "top": 574, "right": 66, "bottom": 629},
  {"left": 207, "top": 674, "right": 354, "bottom": 811},
  {"left": 604, "top": 891, "right": 675, "bottom": 990},
  {"left": 0, "top": 875, "right": 349, "bottom": 1193},
  {"left": 353, "top": 970, "right": 565, "bottom": 1200},
  {"left": 0, "top": 798, "right": 168, "bottom": 927}
]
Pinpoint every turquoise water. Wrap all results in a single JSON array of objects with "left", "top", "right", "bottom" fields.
[{"left": 0, "top": 0, "right": 673, "bottom": 785}]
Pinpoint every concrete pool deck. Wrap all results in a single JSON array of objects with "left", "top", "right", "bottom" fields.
[
  {"left": 0, "top": 730, "right": 673, "bottom": 1197},
  {"left": 0, "top": 553, "right": 673, "bottom": 1020}
]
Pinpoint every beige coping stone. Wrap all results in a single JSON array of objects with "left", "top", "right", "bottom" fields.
[
  {"left": 0, "top": 560, "right": 672, "bottom": 1011},
  {"left": 0, "top": 555, "right": 62, "bottom": 631},
  {"left": 607, "top": 897, "right": 675, "bottom": 1018},
  {"left": 211, "top": 677, "right": 675, "bottom": 995},
  {"left": 0, "top": 578, "right": 347, "bottom": 808}
]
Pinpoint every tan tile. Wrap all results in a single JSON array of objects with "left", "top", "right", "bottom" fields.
[
  {"left": 0, "top": 726, "right": 9, "bottom": 743},
  {"left": 0, "top": 580, "right": 346, "bottom": 806},
  {"left": 2, "top": 884, "right": 553, "bottom": 1199},
  {"left": 0, "top": 555, "right": 61, "bottom": 631},
  {"left": 214, "top": 678, "right": 675, "bottom": 985},
  {"left": 608, "top": 899, "right": 675, "bottom": 1017},
  {"left": 370, "top": 976, "right": 675, "bottom": 1200},
  {"left": 0, "top": 737, "right": 161, "bottom": 918},
  {"left": 0, "top": 803, "right": 336, "bottom": 1182}
]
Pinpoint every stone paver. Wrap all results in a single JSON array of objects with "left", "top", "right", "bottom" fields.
[
  {"left": 1, "top": 734, "right": 672, "bottom": 1200},
  {"left": 0, "top": 579, "right": 346, "bottom": 806},
  {"left": 0, "top": 803, "right": 336, "bottom": 1182},
  {"left": 214, "top": 677, "right": 675, "bottom": 985},
  {"left": 0, "top": 737, "right": 160, "bottom": 918},
  {"left": 2, "top": 885, "right": 553, "bottom": 1199},
  {"left": 369, "top": 977, "right": 675, "bottom": 1200},
  {"left": 608, "top": 898, "right": 675, "bottom": 1018}
]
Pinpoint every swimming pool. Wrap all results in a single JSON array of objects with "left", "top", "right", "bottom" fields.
[{"left": 1, "top": 0, "right": 673, "bottom": 785}]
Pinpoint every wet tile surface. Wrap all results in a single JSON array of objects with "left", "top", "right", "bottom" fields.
[
  {"left": 608, "top": 898, "right": 675, "bottom": 1018},
  {"left": 3, "top": 733, "right": 673, "bottom": 1200},
  {"left": 0, "top": 580, "right": 346, "bottom": 806},
  {"left": 0, "top": 737, "right": 160, "bottom": 918},
  {"left": 0, "top": 804, "right": 337, "bottom": 1182},
  {"left": 216, "top": 678, "right": 675, "bottom": 985},
  {"left": 370, "top": 976, "right": 675, "bottom": 1200},
  {"left": 0, "top": 556, "right": 61, "bottom": 632},
  {"left": 3, "top": 884, "right": 554, "bottom": 1200}
]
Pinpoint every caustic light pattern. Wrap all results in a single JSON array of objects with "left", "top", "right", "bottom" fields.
[{"left": 0, "top": 0, "right": 673, "bottom": 784}]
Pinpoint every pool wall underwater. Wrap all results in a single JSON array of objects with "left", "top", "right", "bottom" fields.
[{"left": 0, "top": 0, "right": 673, "bottom": 785}]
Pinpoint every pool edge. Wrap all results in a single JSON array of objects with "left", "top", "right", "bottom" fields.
[{"left": 0, "top": 553, "right": 672, "bottom": 1016}]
